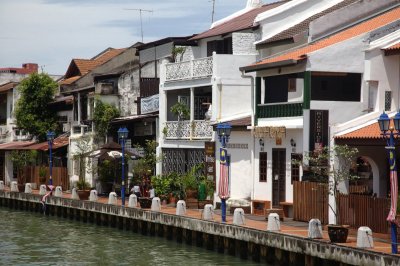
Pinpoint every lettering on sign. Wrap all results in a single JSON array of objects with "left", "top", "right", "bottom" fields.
[
  {"left": 253, "top": 126, "right": 286, "bottom": 138},
  {"left": 205, "top": 141, "right": 216, "bottom": 182},
  {"left": 226, "top": 143, "right": 248, "bottom": 149}
]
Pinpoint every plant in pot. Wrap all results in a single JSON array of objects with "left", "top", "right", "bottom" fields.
[
  {"left": 170, "top": 101, "right": 190, "bottom": 122},
  {"left": 38, "top": 166, "right": 47, "bottom": 185},
  {"left": 76, "top": 179, "right": 91, "bottom": 200},
  {"left": 151, "top": 174, "right": 171, "bottom": 205},
  {"left": 301, "top": 145, "right": 358, "bottom": 243},
  {"left": 11, "top": 150, "right": 37, "bottom": 191},
  {"left": 181, "top": 163, "right": 204, "bottom": 200}
]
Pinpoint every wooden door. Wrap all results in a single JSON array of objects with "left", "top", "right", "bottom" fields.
[{"left": 272, "top": 149, "right": 286, "bottom": 207}]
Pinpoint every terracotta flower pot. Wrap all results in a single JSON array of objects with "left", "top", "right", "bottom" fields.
[
  {"left": 327, "top": 225, "right": 349, "bottom": 243},
  {"left": 77, "top": 190, "right": 90, "bottom": 200}
]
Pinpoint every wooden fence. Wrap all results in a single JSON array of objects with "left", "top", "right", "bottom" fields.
[
  {"left": 23, "top": 166, "right": 69, "bottom": 190},
  {"left": 337, "top": 194, "right": 390, "bottom": 234},
  {"left": 293, "top": 181, "right": 329, "bottom": 224},
  {"left": 293, "top": 181, "right": 391, "bottom": 234}
]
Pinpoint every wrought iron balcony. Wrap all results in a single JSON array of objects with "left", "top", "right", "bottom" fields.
[
  {"left": 258, "top": 102, "right": 303, "bottom": 118},
  {"left": 165, "top": 57, "right": 213, "bottom": 82},
  {"left": 164, "top": 120, "right": 213, "bottom": 140}
]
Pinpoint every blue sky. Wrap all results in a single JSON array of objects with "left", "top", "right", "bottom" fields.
[{"left": 0, "top": 0, "right": 253, "bottom": 75}]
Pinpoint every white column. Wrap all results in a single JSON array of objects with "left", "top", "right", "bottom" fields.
[
  {"left": 190, "top": 87, "right": 194, "bottom": 121},
  {"left": 77, "top": 92, "right": 81, "bottom": 124}
]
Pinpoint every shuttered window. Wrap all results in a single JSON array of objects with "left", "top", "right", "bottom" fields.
[{"left": 259, "top": 152, "right": 267, "bottom": 182}]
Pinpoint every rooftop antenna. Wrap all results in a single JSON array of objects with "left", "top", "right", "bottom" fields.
[
  {"left": 210, "top": 0, "right": 216, "bottom": 23},
  {"left": 124, "top": 8, "right": 153, "bottom": 43}
]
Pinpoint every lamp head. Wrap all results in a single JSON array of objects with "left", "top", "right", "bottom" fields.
[
  {"left": 118, "top": 127, "right": 129, "bottom": 140},
  {"left": 216, "top": 122, "right": 232, "bottom": 137},
  {"left": 290, "top": 138, "right": 296, "bottom": 147},
  {"left": 378, "top": 111, "right": 390, "bottom": 132},
  {"left": 46, "top": 131, "right": 55, "bottom": 142}
]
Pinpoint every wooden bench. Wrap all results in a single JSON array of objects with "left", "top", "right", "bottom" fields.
[
  {"left": 279, "top": 201, "right": 293, "bottom": 218},
  {"left": 251, "top": 200, "right": 271, "bottom": 216}
]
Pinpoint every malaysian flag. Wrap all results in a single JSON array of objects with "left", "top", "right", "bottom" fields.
[
  {"left": 387, "top": 149, "right": 398, "bottom": 223},
  {"left": 218, "top": 148, "right": 230, "bottom": 199}
]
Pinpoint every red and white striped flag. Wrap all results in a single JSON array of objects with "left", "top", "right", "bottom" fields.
[
  {"left": 219, "top": 162, "right": 229, "bottom": 199},
  {"left": 387, "top": 150, "right": 398, "bottom": 223}
]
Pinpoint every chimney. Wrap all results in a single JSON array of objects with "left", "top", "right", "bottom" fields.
[{"left": 22, "top": 63, "right": 39, "bottom": 73}]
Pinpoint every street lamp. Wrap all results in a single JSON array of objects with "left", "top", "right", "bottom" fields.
[
  {"left": 118, "top": 127, "right": 129, "bottom": 207},
  {"left": 216, "top": 122, "right": 232, "bottom": 223},
  {"left": 378, "top": 111, "right": 400, "bottom": 254},
  {"left": 46, "top": 131, "right": 55, "bottom": 186}
]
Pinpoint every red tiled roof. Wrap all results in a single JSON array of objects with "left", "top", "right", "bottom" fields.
[
  {"left": 228, "top": 116, "right": 251, "bottom": 127},
  {"left": 21, "top": 135, "right": 69, "bottom": 151},
  {"left": 242, "top": 7, "right": 400, "bottom": 72},
  {"left": 63, "top": 48, "right": 126, "bottom": 82},
  {"left": 384, "top": 42, "right": 400, "bottom": 51},
  {"left": 0, "top": 82, "right": 18, "bottom": 93},
  {"left": 0, "top": 141, "right": 36, "bottom": 150},
  {"left": 190, "top": 1, "right": 287, "bottom": 41},
  {"left": 335, "top": 122, "right": 383, "bottom": 140},
  {"left": 259, "top": 0, "right": 359, "bottom": 45}
]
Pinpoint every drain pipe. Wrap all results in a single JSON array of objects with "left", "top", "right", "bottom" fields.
[{"left": 241, "top": 70, "right": 255, "bottom": 202}]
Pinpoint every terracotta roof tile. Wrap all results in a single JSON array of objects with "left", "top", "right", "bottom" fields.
[
  {"left": 60, "top": 76, "right": 80, "bottom": 85},
  {"left": 260, "top": 0, "right": 359, "bottom": 45},
  {"left": 63, "top": 48, "right": 126, "bottom": 82},
  {"left": 0, "top": 82, "right": 18, "bottom": 93},
  {"left": 335, "top": 121, "right": 387, "bottom": 139},
  {"left": 190, "top": 1, "right": 288, "bottom": 40},
  {"left": 244, "top": 7, "right": 400, "bottom": 71},
  {"left": 384, "top": 42, "right": 400, "bottom": 50},
  {"left": 227, "top": 116, "right": 251, "bottom": 127}
]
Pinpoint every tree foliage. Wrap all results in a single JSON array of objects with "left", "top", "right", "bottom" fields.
[
  {"left": 14, "top": 73, "right": 58, "bottom": 141},
  {"left": 11, "top": 150, "right": 37, "bottom": 184},
  {"left": 93, "top": 99, "right": 120, "bottom": 142}
]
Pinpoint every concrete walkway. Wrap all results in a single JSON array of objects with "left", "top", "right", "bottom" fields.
[{"left": 11, "top": 187, "right": 399, "bottom": 256}]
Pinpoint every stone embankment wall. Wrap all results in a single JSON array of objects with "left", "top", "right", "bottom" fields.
[{"left": 0, "top": 191, "right": 399, "bottom": 266}]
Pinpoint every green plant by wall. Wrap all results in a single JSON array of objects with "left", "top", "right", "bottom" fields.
[
  {"left": 171, "top": 46, "right": 186, "bottom": 62},
  {"left": 170, "top": 101, "right": 190, "bottom": 121},
  {"left": 93, "top": 99, "right": 120, "bottom": 143},
  {"left": 14, "top": 73, "right": 59, "bottom": 141},
  {"left": 11, "top": 150, "right": 37, "bottom": 185}
]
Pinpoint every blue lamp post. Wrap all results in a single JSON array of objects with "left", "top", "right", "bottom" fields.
[
  {"left": 118, "top": 127, "right": 129, "bottom": 207},
  {"left": 378, "top": 111, "right": 400, "bottom": 254},
  {"left": 216, "top": 122, "right": 232, "bottom": 223},
  {"left": 46, "top": 131, "right": 55, "bottom": 186}
]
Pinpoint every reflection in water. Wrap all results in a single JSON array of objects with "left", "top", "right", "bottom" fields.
[{"left": 0, "top": 208, "right": 263, "bottom": 265}]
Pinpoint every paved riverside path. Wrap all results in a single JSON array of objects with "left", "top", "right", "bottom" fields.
[{"left": 6, "top": 187, "right": 397, "bottom": 256}]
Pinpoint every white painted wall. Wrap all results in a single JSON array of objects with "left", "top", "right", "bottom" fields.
[
  {"left": 232, "top": 32, "right": 258, "bottom": 55},
  {"left": 252, "top": 129, "right": 303, "bottom": 202},
  {"left": 215, "top": 131, "right": 253, "bottom": 200}
]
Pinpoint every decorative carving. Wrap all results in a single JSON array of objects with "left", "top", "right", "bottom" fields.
[
  {"left": 165, "top": 120, "right": 212, "bottom": 140},
  {"left": 165, "top": 57, "right": 213, "bottom": 82}
]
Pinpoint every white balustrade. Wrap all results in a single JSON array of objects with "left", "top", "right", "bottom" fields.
[{"left": 165, "top": 57, "right": 213, "bottom": 82}]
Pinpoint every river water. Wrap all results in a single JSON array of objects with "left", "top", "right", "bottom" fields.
[{"left": 0, "top": 207, "right": 263, "bottom": 265}]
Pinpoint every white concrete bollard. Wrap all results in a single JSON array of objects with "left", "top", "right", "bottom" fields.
[
  {"left": 39, "top": 184, "right": 47, "bottom": 195},
  {"left": 71, "top": 188, "right": 79, "bottom": 200},
  {"left": 176, "top": 200, "right": 186, "bottom": 215},
  {"left": 357, "top": 226, "right": 374, "bottom": 248},
  {"left": 308, "top": 219, "right": 323, "bottom": 239},
  {"left": 0, "top": 181, "right": 4, "bottom": 191},
  {"left": 151, "top": 197, "right": 161, "bottom": 211},
  {"left": 108, "top": 192, "right": 118, "bottom": 205},
  {"left": 54, "top": 186, "right": 63, "bottom": 197},
  {"left": 128, "top": 194, "right": 137, "bottom": 208},
  {"left": 233, "top": 208, "right": 245, "bottom": 225},
  {"left": 267, "top": 213, "right": 281, "bottom": 231},
  {"left": 203, "top": 204, "right": 214, "bottom": 220},
  {"left": 89, "top": 190, "right": 98, "bottom": 202},
  {"left": 10, "top": 181, "right": 18, "bottom": 192},
  {"left": 24, "top": 183, "right": 32, "bottom": 194}
]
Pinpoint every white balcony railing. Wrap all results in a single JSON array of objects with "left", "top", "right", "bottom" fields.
[
  {"left": 165, "top": 57, "right": 213, "bottom": 82},
  {"left": 164, "top": 120, "right": 213, "bottom": 140}
]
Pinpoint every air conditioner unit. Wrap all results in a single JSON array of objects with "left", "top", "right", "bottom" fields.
[{"left": 63, "top": 123, "right": 71, "bottom": 132}]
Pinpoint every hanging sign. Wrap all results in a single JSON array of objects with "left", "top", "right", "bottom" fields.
[
  {"left": 253, "top": 126, "right": 286, "bottom": 138},
  {"left": 205, "top": 142, "right": 216, "bottom": 181}
]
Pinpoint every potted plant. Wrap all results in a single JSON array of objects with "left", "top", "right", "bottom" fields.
[
  {"left": 170, "top": 101, "right": 190, "bottom": 121},
  {"left": 38, "top": 166, "right": 47, "bottom": 185},
  {"left": 11, "top": 150, "right": 37, "bottom": 191},
  {"left": 300, "top": 145, "right": 358, "bottom": 243},
  {"left": 181, "top": 163, "right": 204, "bottom": 200},
  {"left": 76, "top": 179, "right": 91, "bottom": 200}
]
